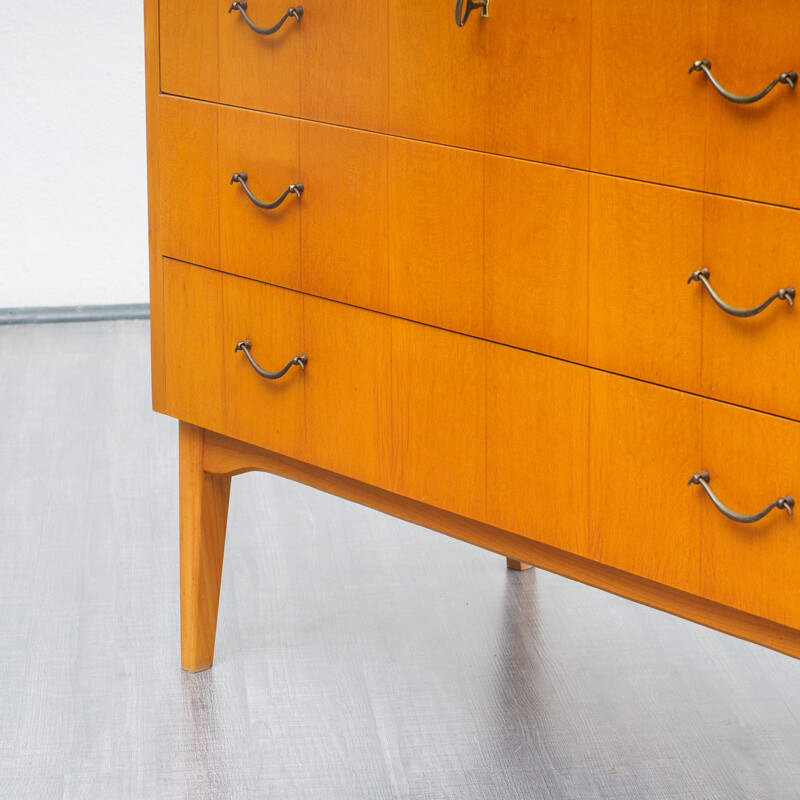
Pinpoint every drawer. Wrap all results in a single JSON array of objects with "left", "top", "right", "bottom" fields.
[
  {"left": 389, "top": 0, "right": 590, "bottom": 167},
  {"left": 486, "top": 345, "right": 590, "bottom": 555},
  {"left": 592, "top": 1, "right": 800, "bottom": 207},
  {"left": 591, "top": 0, "right": 707, "bottom": 190},
  {"left": 704, "top": 1, "right": 800, "bottom": 209},
  {"left": 160, "top": 0, "right": 389, "bottom": 131},
  {"left": 591, "top": 370, "right": 800, "bottom": 628},
  {"left": 163, "top": 258, "right": 307, "bottom": 460},
  {"left": 159, "top": 95, "right": 590, "bottom": 355},
  {"left": 159, "top": 96, "right": 388, "bottom": 306},
  {"left": 699, "top": 400, "right": 800, "bottom": 628},
  {"left": 589, "top": 175, "right": 800, "bottom": 420},
  {"left": 590, "top": 372, "right": 704, "bottom": 595}
]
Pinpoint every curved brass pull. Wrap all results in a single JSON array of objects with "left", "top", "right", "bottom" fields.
[
  {"left": 455, "top": 0, "right": 489, "bottom": 27},
  {"left": 235, "top": 340, "right": 307, "bottom": 380},
  {"left": 228, "top": 2, "right": 303, "bottom": 36},
  {"left": 689, "top": 60, "right": 797, "bottom": 104},
  {"left": 687, "top": 269, "right": 795, "bottom": 318},
  {"left": 688, "top": 472, "right": 794, "bottom": 524},
  {"left": 230, "top": 173, "right": 304, "bottom": 210}
]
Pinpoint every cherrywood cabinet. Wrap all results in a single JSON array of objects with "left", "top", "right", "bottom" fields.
[{"left": 146, "top": 0, "right": 800, "bottom": 671}]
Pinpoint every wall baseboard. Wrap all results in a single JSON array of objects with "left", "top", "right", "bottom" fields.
[{"left": 0, "top": 304, "right": 150, "bottom": 326}]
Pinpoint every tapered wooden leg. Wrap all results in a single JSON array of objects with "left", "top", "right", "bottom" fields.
[
  {"left": 506, "top": 557, "right": 534, "bottom": 571},
  {"left": 179, "top": 422, "right": 232, "bottom": 672}
]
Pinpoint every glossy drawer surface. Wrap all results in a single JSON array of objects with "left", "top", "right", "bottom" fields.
[
  {"left": 162, "top": 260, "right": 590, "bottom": 544},
  {"left": 588, "top": 176, "right": 800, "bottom": 421},
  {"left": 591, "top": 371, "right": 800, "bottom": 627},
  {"left": 592, "top": 0, "right": 800, "bottom": 207},
  {"left": 160, "top": 1, "right": 800, "bottom": 207},
  {"left": 160, "top": 0, "right": 388, "bottom": 130},
  {"left": 159, "top": 95, "right": 800, "bottom": 421},
  {"left": 700, "top": 400, "right": 800, "bottom": 628},
  {"left": 158, "top": 96, "right": 589, "bottom": 354},
  {"left": 163, "top": 259, "right": 800, "bottom": 627}
]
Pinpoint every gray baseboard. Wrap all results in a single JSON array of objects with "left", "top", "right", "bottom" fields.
[{"left": 0, "top": 304, "right": 151, "bottom": 325}]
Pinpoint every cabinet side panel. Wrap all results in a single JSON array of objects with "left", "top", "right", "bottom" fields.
[{"left": 144, "top": 0, "right": 165, "bottom": 412}]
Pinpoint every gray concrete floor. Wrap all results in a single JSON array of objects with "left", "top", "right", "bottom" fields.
[{"left": 1, "top": 319, "right": 799, "bottom": 799}]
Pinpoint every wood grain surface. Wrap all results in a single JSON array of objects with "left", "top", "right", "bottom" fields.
[
  {"left": 705, "top": 0, "right": 800, "bottom": 208},
  {"left": 590, "top": 0, "right": 708, "bottom": 189},
  {"left": 180, "top": 422, "right": 232, "bottom": 672},
  {"left": 587, "top": 175, "right": 704, "bottom": 394},
  {"left": 155, "top": 2, "right": 800, "bottom": 208},
  {"left": 218, "top": 106, "right": 302, "bottom": 290},
  {"left": 701, "top": 194, "right": 800, "bottom": 420}
]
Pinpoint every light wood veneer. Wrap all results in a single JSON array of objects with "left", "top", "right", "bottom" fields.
[{"left": 146, "top": 0, "right": 800, "bottom": 670}]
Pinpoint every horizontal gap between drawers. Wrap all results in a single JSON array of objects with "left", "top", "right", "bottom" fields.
[
  {"left": 164, "top": 254, "right": 800, "bottom": 427},
  {"left": 160, "top": 91, "right": 800, "bottom": 216}
]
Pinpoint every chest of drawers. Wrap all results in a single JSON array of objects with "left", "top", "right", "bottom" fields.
[{"left": 145, "top": 0, "right": 800, "bottom": 671}]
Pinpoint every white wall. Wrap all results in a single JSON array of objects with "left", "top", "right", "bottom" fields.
[{"left": 0, "top": 1, "right": 149, "bottom": 308}]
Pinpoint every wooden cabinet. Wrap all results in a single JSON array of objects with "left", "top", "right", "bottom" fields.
[{"left": 146, "top": 0, "right": 800, "bottom": 672}]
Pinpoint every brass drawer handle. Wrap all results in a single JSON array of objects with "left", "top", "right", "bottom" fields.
[
  {"left": 455, "top": 0, "right": 489, "bottom": 27},
  {"left": 228, "top": 2, "right": 303, "bottom": 36},
  {"left": 687, "top": 269, "right": 795, "bottom": 318},
  {"left": 688, "top": 471, "right": 794, "bottom": 524},
  {"left": 230, "top": 173, "right": 304, "bottom": 211},
  {"left": 235, "top": 340, "right": 307, "bottom": 380},
  {"left": 689, "top": 60, "right": 797, "bottom": 104}
]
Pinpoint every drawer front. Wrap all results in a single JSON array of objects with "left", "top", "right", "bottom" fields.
[
  {"left": 160, "top": 0, "right": 388, "bottom": 130},
  {"left": 159, "top": 96, "right": 590, "bottom": 354},
  {"left": 591, "top": 0, "right": 707, "bottom": 191},
  {"left": 164, "top": 258, "right": 307, "bottom": 459},
  {"left": 592, "top": 1, "right": 799, "bottom": 207},
  {"left": 590, "top": 372, "right": 704, "bottom": 595},
  {"left": 704, "top": 1, "right": 800, "bottom": 209},
  {"left": 591, "top": 370, "right": 800, "bottom": 627},
  {"left": 589, "top": 175, "right": 800, "bottom": 420},
  {"left": 700, "top": 400, "right": 800, "bottom": 628},
  {"left": 389, "top": 0, "right": 591, "bottom": 167}
]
